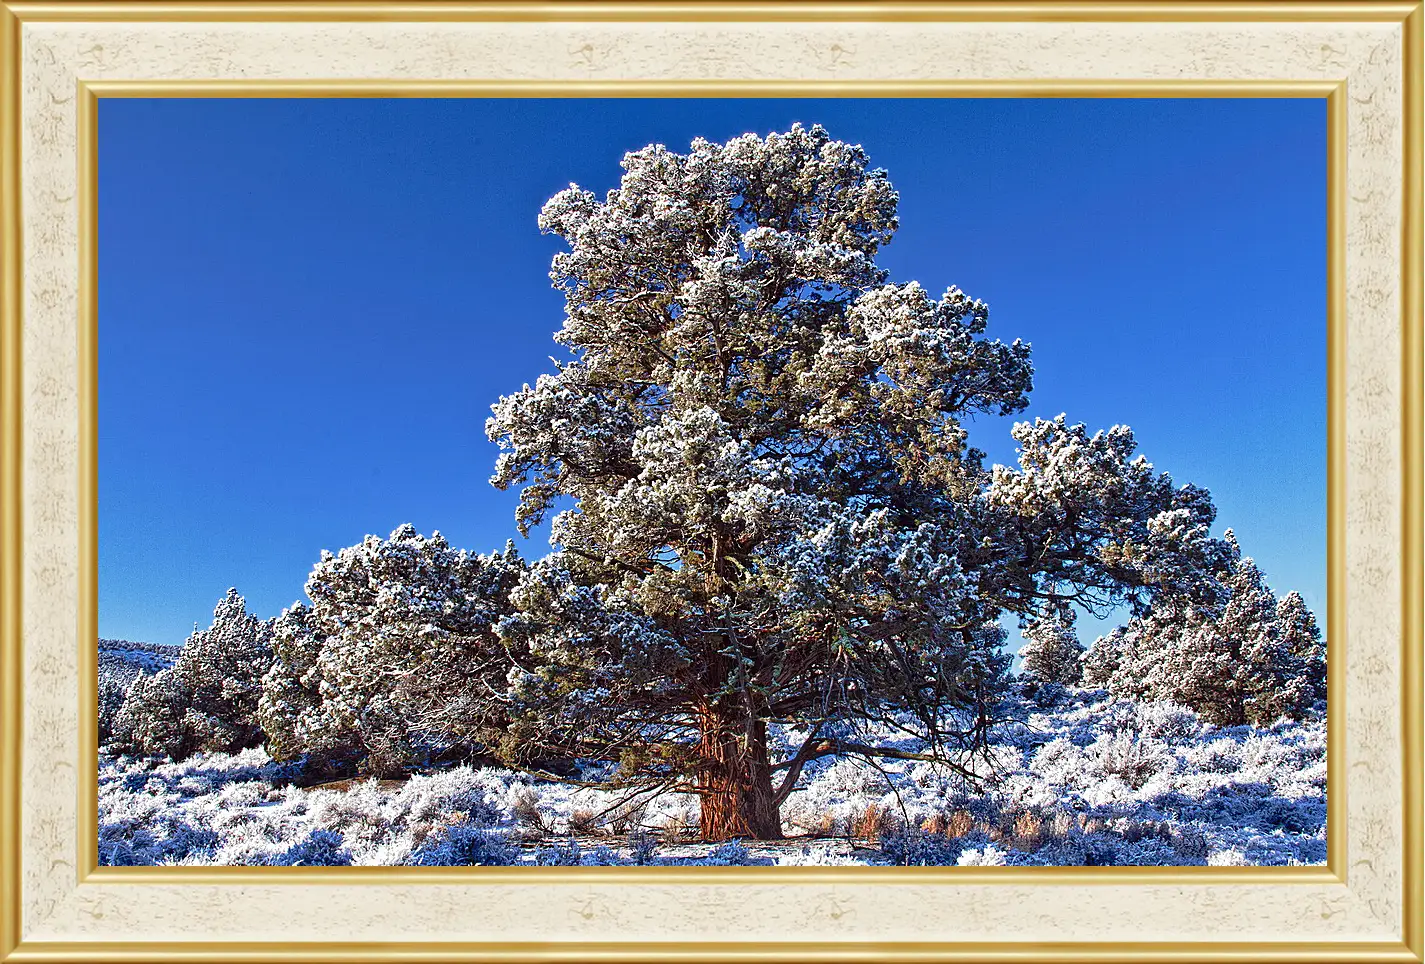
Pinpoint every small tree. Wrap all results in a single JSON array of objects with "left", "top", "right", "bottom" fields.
[
  {"left": 98, "top": 679, "right": 129, "bottom": 745},
  {"left": 487, "top": 125, "right": 1231, "bottom": 839},
  {"left": 259, "top": 525, "right": 526, "bottom": 776},
  {"left": 109, "top": 589, "right": 273, "bottom": 759},
  {"left": 1080, "top": 626, "right": 1125, "bottom": 688},
  {"left": 1276, "top": 590, "right": 1326, "bottom": 708},
  {"left": 1019, "top": 618, "right": 1085, "bottom": 686}
]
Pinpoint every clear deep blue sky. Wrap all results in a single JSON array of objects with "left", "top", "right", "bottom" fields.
[{"left": 99, "top": 98, "right": 1326, "bottom": 648}]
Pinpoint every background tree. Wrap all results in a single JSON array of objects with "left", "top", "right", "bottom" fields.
[
  {"left": 487, "top": 125, "right": 1230, "bottom": 839},
  {"left": 257, "top": 601, "right": 356, "bottom": 775},
  {"left": 1276, "top": 590, "right": 1326, "bottom": 708},
  {"left": 1084, "top": 532, "right": 1322, "bottom": 726},
  {"left": 1018, "top": 618, "right": 1085, "bottom": 686},
  {"left": 1080, "top": 626, "right": 1125, "bottom": 688},
  {"left": 109, "top": 589, "right": 272, "bottom": 759},
  {"left": 259, "top": 525, "right": 526, "bottom": 776}
]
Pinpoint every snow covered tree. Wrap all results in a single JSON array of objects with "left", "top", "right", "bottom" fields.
[
  {"left": 1080, "top": 626, "right": 1125, "bottom": 688},
  {"left": 259, "top": 525, "right": 526, "bottom": 776},
  {"left": 486, "top": 125, "right": 1232, "bottom": 839},
  {"left": 1276, "top": 590, "right": 1326, "bottom": 708},
  {"left": 1019, "top": 618, "right": 1085, "bottom": 686},
  {"left": 1085, "top": 532, "right": 1322, "bottom": 726},
  {"left": 98, "top": 679, "right": 129, "bottom": 745},
  {"left": 256, "top": 601, "right": 356, "bottom": 775},
  {"left": 109, "top": 589, "right": 273, "bottom": 759}
]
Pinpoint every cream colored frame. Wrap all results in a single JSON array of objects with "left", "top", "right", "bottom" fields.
[{"left": 0, "top": 2, "right": 1419, "bottom": 961}]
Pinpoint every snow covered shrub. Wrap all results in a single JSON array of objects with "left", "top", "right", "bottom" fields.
[
  {"left": 651, "top": 796, "right": 701, "bottom": 839},
  {"left": 1026, "top": 681, "right": 1073, "bottom": 708},
  {"left": 1130, "top": 701, "right": 1203, "bottom": 743},
  {"left": 626, "top": 829, "right": 659, "bottom": 865},
  {"left": 1028, "top": 738, "right": 1087, "bottom": 787},
  {"left": 878, "top": 824, "right": 968, "bottom": 866},
  {"left": 1031, "top": 829, "right": 1125, "bottom": 867},
  {"left": 259, "top": 525, "right": 527, "bottom": 777},
  {"left": 535, "top": 838, "right": 583, "bottom": 866},
  {"left": 704, "top": 840, "right": 755, "bottom": 866},
  {"left": 1093, "top": 732, "right": 1171, "bottom": 790},
  {"left": 1085, "top": 533, "right": 1324, "bottom": 727},
  {"left": 410, "top": 823, "right": 517, "bottom": 867},
  {"left": 579, "top": 845, "right": 624, "bottom": 866},
  {"left": 605, "top": 797, "right": 649, "bottom": 835},
  {"left": 510, "top": 785, "right": 552, "bottom": 834},
  {"left": 778, "top": 844, "right": 860, "bottom": 867},
  {"left": 267, "top": 829, "right": 352, "bottom": 866},
  {"left": 1170, "top": 828, "right": 1209, "bottom": 861},
  {"left": 109, "top": 590, "right": 273, "bottom": 759},
  {"left": 1209, "top": 848, "right": 1251, "bottom": 866},
  {"left": 98, "top": 789, "right": 223, "bottom": 866},
  {"left": 96, "top": 687, "right": 1327, "bottom": 867},
  {"left": 398, "top": 768, "right": 505, "bottom": 830},
  {"left": 1018, "top": 618, "right": 1085, "bottom": 686},
  {"left": 956, "top": 842, "right": 1009, "bottom": 866}
]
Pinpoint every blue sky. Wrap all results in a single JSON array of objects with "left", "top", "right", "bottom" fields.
[{"left": 98, "top": 97, "right": 1326, "bottom": 648}]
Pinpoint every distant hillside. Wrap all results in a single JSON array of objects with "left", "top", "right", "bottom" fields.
[{"left": 98, "top": 638, "right": 180, "bottom": 691}]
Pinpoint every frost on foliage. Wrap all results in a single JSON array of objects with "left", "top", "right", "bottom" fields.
[
  {"left": 1018, "top": 618, "right": 1085, "bottom": 686},
  {"left": 267, "top": 829, "right": 352, "bottom": 866},
  {"left": 258, "top": 525, "right": 527, "bottom": 776},
  {"left": 106, "top": 128, "right": 1326, "bottom": 855},
  {"left": 879, "top": 825, "right": 978, "bottom": 866},
  {"left": 983, "top": 417, "right": 1231, "bottom": 620},
  {"left": 482, "top": 125, "right": 1245, "bottom": 839},
  {"left": 410, "top": 823, "right": 516, "bottom": 866},
  {"left": 98, "top": 642, "right": 177, "bottom": 745},
  {"left": 108, "top": 590, "right": 272, "bottom": 760},
  {"left": 1083, "top": 532, "right": 1325, "bottom": 726}
]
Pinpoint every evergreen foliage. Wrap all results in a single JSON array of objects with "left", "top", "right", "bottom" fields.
[
  {"left": 257, "top": 525, "right": 527, "bottom": 776},
  {"left": 1019, "top": 618, "right": 1086, "bottom": 686},
  {"left": 109, "top": 589, "right": 273, "bottom": 759},
  {"left": 1084, "top": 533, "right": 1324, "bottom": 726}
]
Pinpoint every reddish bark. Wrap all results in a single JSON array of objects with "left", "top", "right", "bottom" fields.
[{"left": 696, "top": 705, "right": 782, "bottom": 841}]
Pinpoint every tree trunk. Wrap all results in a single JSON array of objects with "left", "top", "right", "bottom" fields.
[{"left": 696, "top": 704, "right": 782, "bottom": 841}]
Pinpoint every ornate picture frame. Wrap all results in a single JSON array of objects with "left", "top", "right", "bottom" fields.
[{"left": 1, "top": 2, "right": 1419, "bottom": 960}]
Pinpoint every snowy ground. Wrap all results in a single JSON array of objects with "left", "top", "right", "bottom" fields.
[{"left": 98, "top": 687, "right": 1325, "bottom": 867}]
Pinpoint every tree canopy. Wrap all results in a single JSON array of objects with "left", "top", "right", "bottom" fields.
[{"left": 258, "top": 525, "right": 526, "bottom": 776}]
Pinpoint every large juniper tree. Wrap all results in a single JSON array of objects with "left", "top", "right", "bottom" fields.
[{"left": 487, "top": 125, "right": 1229, "bottom": 839}]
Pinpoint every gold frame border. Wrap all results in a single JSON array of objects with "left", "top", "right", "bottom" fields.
[
  {"left": 0, "top": 2, "right": 1416, "bottom": 961},
  {"left": 2, "top": 942, "right": 1424, "bottom": 964},
  {"left": 0, "top": 1, "right": 1420, "bottom": 19}
]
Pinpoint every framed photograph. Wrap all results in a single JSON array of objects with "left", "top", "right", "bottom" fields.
[{"left": 1, "top": 1, "right": 1420, "bottom": 960}]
